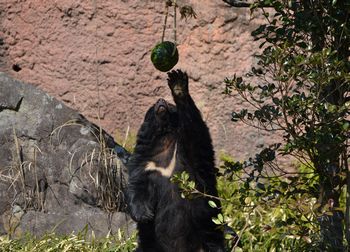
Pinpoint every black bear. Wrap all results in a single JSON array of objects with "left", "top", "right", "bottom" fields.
[{"left": 127, "top": 70, "right": 224, "bottom": 252}]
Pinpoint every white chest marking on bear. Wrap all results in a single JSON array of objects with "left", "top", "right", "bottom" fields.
[{"left": 145, "top": 143, "right": 177, "bottom": 177}]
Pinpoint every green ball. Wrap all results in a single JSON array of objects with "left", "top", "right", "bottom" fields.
[{"left": 151, "top": 41, "right": 179, "bottom": 72}]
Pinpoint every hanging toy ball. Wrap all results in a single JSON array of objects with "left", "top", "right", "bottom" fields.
[{"left": 151, "top": 41, "right": 179, "bottom": 72}]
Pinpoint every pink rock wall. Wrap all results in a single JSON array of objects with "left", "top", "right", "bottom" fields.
[{"left": 0, "top": 0, "right": 270, "bottom": 161}]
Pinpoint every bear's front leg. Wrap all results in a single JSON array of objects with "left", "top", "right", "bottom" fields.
[
  {"left": 128, "top": 197, "right": 154, "bottom": 223},
  {"left": 127, "top": 176, "right": 155, "bottom": 223},
  {"left": 166, "top": 69, "right": 216, "bottom": 186},
  {"left": 167, "top": 69, "right": 204, "bottom": 129}
]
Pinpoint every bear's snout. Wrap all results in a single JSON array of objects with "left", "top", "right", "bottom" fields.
[{"left": 155, "top": 98, "right": 168, "bottom": 115}]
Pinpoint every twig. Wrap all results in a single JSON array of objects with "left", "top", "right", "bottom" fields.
[
  {"left": 173, "top": 0, "right": 177, "bottom": 44},
  {"left": 161, "top": 3, "right": 169, "bottom": 42},
  {"left": 222, "top": 0, "right": 272, "bottom": 8},
  {"left": 13, "top": 128, "right": 25, "bottom": 194},
  {"left": 122, "top": 125, "right": 130, "bottom": 148},
  {"left": 223, "top": 0, "right": 250, "bottom": 7},
  {"left": 232, "top": 208, "right": 254, "bottom": 251}
]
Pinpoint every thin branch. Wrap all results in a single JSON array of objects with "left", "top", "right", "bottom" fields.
[
  {"left": 173, "top": 0, "right": 177, "bottom": 44},
  {"left": 222, "top": 0, "right": 272, "bottom": 8},
  {"left": 161, "top": 3, "right": 169, "bottom": 42},
  {"left": 223, "top": 0, "right": 250, "bottom": 7}
]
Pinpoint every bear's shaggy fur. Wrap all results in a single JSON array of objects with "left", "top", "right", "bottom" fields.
[{"left": 127, "top": 70, "right": 224, "bottom": 252}]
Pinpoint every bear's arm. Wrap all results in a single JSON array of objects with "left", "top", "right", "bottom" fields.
[
  {"left": 127, "top": 169, "right": 156, "bottom": 222},
  {"left": 167, "top": 70, "right": 215, "bottom": 172}
]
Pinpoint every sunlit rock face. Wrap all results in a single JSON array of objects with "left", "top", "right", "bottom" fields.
[
  {"left": 0, "top": 0, "right": 276, "bottom": 162},
  {"left": 0, "top": 73, "right": 133, "bottom": 237}
]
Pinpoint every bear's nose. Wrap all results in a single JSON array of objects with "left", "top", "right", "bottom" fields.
[
  {"left": 155, "top": 99, "right": 168, "bottom": 115},
  {"left": 157, "top": 98, "right": 166, "bottom": 106}
]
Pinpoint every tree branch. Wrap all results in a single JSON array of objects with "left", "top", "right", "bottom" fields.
[
  {"left": 222, "top": 0, "right": 272, "bottom": 8},
  {"left": 222, "top": 0, "right": 251, "bottom": 7}
]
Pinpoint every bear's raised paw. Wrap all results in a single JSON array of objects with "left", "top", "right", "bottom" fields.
[{"left": 167, "top": 69, "right": 189, "bottom": 97}]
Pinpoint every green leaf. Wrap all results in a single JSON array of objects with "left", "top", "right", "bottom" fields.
[
  {"left": 212, "top": 218, "right": 221, "bottom": 225},
  {"left": 225, "top": 233, "right": 233, "bottom": 240},
  {"left": 188, "top": 181, "right": 196, "bottom": 189},
  {"left": 217, "top": 213, "right": 224, "bottom": 223},
  {"left": 181, "top": 171, "right": 190, "bottom": 181},
  {"left": 208, "top": 200, "right": 217, "bottom": 208},
  {"left": 244, "top": 197, "right": 252, "bottom": 205}
]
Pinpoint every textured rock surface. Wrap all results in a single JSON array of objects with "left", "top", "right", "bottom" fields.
[
  {"left": 0, "top": 73, "right": 134, "bottom": 237},
  {"left": 0, "top": 0, "right": 275, "bottom": 162}
]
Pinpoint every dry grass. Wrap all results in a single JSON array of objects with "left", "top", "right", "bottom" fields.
[
  {"left": 0, "top": 227, "right": 137, "bottom": 252},
  {"left": 50, "top": 118, "right": 128, "bottom": 212},
  {"left": 2, "top": 128, "right": 45, "bottom": 211},
  {"left": 0, "top": 119, "right": 131, "bottom": 238}
]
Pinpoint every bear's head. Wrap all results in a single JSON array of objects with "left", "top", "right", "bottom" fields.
[{"left": 135, "top": 98, "right": 178, "bottom": 151}]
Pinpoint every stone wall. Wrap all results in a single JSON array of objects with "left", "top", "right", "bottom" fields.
[{"left": 0, "top": 0, "right": 270, "bottom": 161}]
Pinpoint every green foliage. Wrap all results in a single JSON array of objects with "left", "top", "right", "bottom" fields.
[
  {"left": 224, "top": 0, "right": 349, "bottom": 165},
  {"left": 223, "top": 0, "right": 349, "bottom": 249},
  {"left": 0, "top": 229, "right": 137, "bottom": 252},
  {"left": 171, "top": 171, "right": 199, "bottom": 199},
  {"left": 172, "top": 162, "right": 326, "bottom": 250},
  {"left": 218, "top": 156, "right": 322, "bottom": 251}
]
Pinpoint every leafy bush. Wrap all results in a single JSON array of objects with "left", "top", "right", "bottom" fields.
[
  {"left": 218, "top": 154, "right": 322, "bottom": 251},
  {"left": 223, "top": 0, "right": 349, "bottom": 249},
  {"left": 173, "top": 157, "right": 329, "bottom": 251}
]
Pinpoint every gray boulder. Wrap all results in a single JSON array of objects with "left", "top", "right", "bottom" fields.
[{"left": 0, "top": 72, "right": 134, "bottom": 237}]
